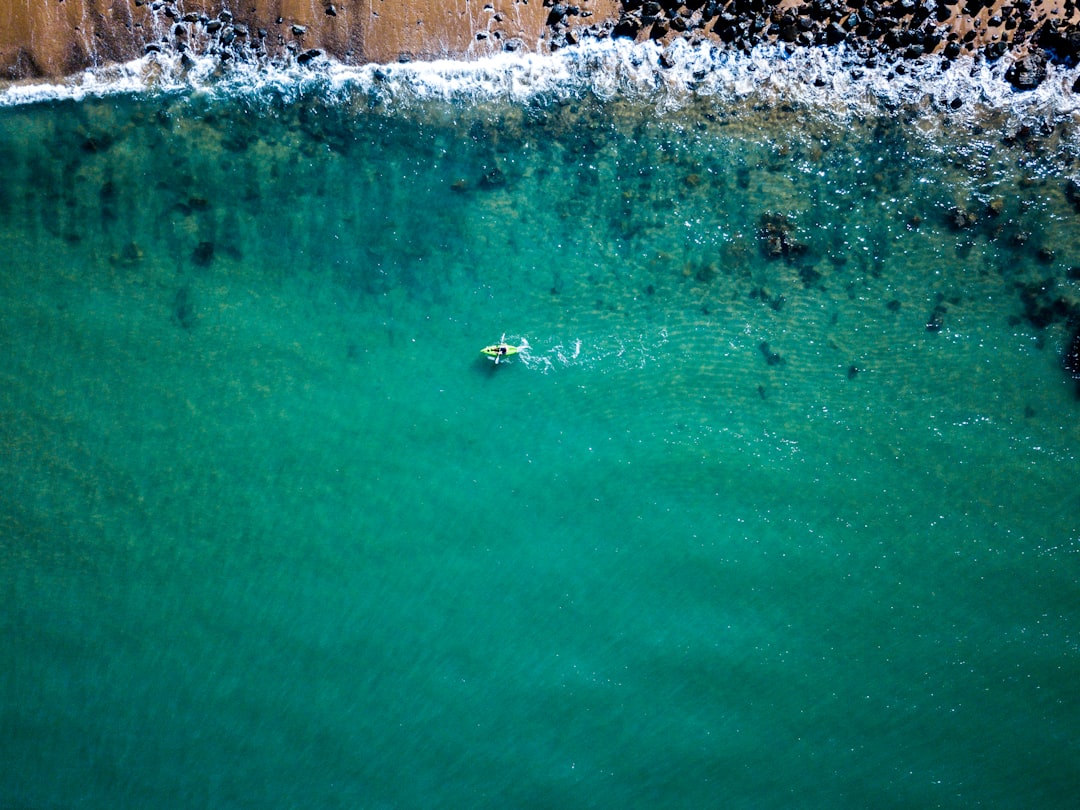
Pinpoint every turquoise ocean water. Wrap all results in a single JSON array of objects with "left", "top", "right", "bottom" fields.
[{"left": 2, "top": 44, "right": 1079, "bottom": 807}]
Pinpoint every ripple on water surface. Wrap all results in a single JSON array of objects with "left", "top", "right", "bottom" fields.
[{"left": 1, "top": 43, "right": 1079, "bottom": 810}]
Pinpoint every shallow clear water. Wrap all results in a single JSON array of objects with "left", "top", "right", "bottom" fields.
[{"left": 2, "top": 57, "right": 1079, "bottom": 808}]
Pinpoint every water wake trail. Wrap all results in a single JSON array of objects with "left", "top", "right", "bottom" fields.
[{"left": 511, "top": 329, "right": 669, "bottom": 374}]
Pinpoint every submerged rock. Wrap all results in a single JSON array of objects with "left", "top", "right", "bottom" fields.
[
  {"left": 1064, "top": 323, "right": 1080, "bottom": 379},
  {"left": 926, "top": 296, "right": 949, "bottom": 331},
  {"left": 750, "top": 286, "right": 785, "bottom": 310},
  {"left": 192, "top": 241, "right": 215, "bottom": 266},
  {"left": 173, "top": 286, "right": 195, "bottom": 331},
  {"left": 757, "top": 212, "right": 807, "bottom": 260},
  {"left": 479, "top": 166, "right": 507, "bottom": 189},
  {"left": 1065, "top": 179, "right": 1080, "bottom": 214},
  {"left": 1017, "top": 279, "right": 1075, "bottom": 329},
  {"left": 798, "top": 265, "right": 823, "bottom": 288},
  {"left": 759, "top": 341, "right": 786, "bottom": 366},
  {"left": 946, "top": 205, "right": 978, "bottom": 230}
]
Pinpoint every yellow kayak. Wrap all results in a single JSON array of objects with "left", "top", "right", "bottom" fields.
[
  {"left": 480, "top": 344, "right": 518, "bottom": 363},
  {"left": 480, "top": 344, "right": 518, "bottom": 357}
]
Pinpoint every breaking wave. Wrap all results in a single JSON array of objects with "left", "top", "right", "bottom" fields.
[{"left": 2, "top": 37, "right": 1079, "bottom": 132}]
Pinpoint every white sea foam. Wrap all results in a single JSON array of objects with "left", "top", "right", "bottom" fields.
[
  {"left": 2, "top": 38, "right": 1078, "bottom": 133},
  {"left": 513, "top": 329, "right": 670, "bottom": 374}
]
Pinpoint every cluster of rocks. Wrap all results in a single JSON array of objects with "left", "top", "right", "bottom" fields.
[
  {"left": 545, "top": 4, "right": 602, "bottom": 49},
  {"left": 1016, "top": 272, "right": 1080, "bottom": 394},
  {"left": 758, "top": 212, "right": 808, "bottom": 260},
  {"left": 544, "top": 0, "right": 1080, "bottom": 89},
  {"left": 917, "top": 191, "right": 1080, "bottom": 367},
  {"left": 735, "top": 194, "right": 1079, "bottom": 384},
  {"left": 139, "top": 3, "right": 324, "bottom": 67}
]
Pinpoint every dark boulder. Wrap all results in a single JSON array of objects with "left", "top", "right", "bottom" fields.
[
  {"left": 713, "top": 15, "right": 740, "bottom": 42},
  {"left": 702, "top": 0, "right": 724, "bottom": 18},
  {"left": 1005, "top": 50, "right": 1048, "bottom": 90},
  {"left": 547, "top": 4, "right": 568, "bottom": 26},
  {"left": 734, "top": 0, "right": 766, "bottom": 13},
  {"left": 825, "top": 22, "right": 847, "bottom": 45},
  {"left": 1038, "top": 21, "right": 1080, "bottom": 65}
]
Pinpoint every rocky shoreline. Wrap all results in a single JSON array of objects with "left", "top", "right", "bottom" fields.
[
  {"left": 557, "top": 0, "right": 1080, "bottom": 68},
  {"left": 2, "top": 1, "right": 1079, "bottom": 90}
]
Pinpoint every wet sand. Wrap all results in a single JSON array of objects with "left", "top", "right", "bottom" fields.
[
  {"left": 1, "top": 0, "right": 1078, "bottom": 81},
  {"left": 0, "top": 0, "right": 562, "bottom": 79}
]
